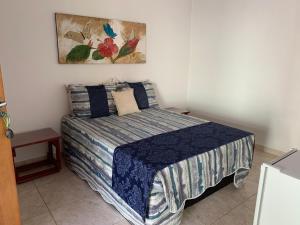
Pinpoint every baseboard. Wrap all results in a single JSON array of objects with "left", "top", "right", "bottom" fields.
[{"left": 255, "top": 144, "right": 285, "bottom": 156}]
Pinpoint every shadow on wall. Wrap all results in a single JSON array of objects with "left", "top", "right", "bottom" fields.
[{"left": 188, "top": 108, "right": 271, "bottom": 149}]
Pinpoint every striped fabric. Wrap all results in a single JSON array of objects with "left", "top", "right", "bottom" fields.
[
  {"left": 62, "top": 108, "right": 254, "bottom": 225},
  {"left": 67, "top": 81, "right": 158, "bottom": 117},
  {"left": 140, "top": 81, "right": 158, "bottom": 108},
  {"left": 67, "top": 83, "right": 117, "bottom": 117},
  {"left": 116, "top": 81, "right": 158, "bottom": 108}
]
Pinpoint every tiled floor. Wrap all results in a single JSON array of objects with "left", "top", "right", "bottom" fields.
[{"left": 18, "top": 150, "right": 277, "bottom": 225}]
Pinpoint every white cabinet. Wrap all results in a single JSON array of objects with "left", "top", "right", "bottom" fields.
[{"left": 253, "top": 149, "right": 300, "bottom": 225}]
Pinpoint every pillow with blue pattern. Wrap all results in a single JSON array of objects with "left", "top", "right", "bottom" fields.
[{"left": 66, "top": 83, "right": 117, "bottom": 117}]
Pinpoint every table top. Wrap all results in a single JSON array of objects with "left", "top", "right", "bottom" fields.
[{"left": 11, "top": 128, "right": 60, "bottom": 148}]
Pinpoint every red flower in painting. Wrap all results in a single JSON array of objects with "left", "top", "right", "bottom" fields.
[
  {"left": 127, "top": 38, "right": 139, "bottom": 49},
  {"left": 98, "top": 38, "right": 119, "bottom": 57}
]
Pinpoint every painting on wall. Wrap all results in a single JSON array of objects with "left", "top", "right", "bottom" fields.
[{"left": 55, "top": 13, "right": 146, "bottom": 64}]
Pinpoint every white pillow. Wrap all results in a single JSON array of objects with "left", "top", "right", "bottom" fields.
[{"left": 111, "top": 89, "right": 141, "bottom": 116}]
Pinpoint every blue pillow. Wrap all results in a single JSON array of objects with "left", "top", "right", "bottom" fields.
[
  {"left": 128, "top": 82, "right": 149, "bottom": 109},
  {"left": 86, "top": 85, "right": 110, "bottom": 118}
]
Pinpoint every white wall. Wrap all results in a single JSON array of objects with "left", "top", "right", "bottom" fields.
[
  {"left": 188, "top": 0, "right": 300, "bottom": 152},
  {"left": 2, "top": 0, "right": 299, "bottom": 162},
  {"left": 0, "top": 0, "right": 192, "bottom": 161}
]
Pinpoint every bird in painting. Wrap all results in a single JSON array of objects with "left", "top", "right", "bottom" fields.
[{"left": 103, "top": 23, "right": 117, "bottom": 39}]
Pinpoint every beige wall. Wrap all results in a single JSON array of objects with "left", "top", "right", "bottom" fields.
[
  {"left": 0, "top": 0, "right": 192, "bottom": 161},
  {"left": 188, "top": 0, "right": 300, "bottom": 152}
]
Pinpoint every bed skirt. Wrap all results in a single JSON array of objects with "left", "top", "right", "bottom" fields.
[
  {"left": 63, "top": 143, "right": 245, "bottom": 225},
  {"left": 64, "top": 143, "right": 184, "bottom": 225}
]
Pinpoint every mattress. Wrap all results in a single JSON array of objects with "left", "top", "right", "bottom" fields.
[{"left": 62, "top": 108, "right": 254, "bottom": 225}]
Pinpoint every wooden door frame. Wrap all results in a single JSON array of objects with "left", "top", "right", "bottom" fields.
[{"left": 0, "top": 66, "right": 21, "bottom": 225}]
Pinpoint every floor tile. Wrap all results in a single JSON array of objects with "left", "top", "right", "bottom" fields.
[
  {"left": 212, "top": 179, "right": 258, "bottom": 209},
  {"left": 181, "top": 194, "right": 232, "bottom": 225},
  {"left": 247, "top": 166, "right": 261, "bottom": 183},
  {"left": 51, "top": 198, "right": 123, "bottom": 225},
  {"left": 244, "top": 194, "right": 257, "bottom": 212},
  {"left": 34, "top": 166, "right": 125, "bottom": 225},
  {"left": 34, "top": 165, "right": 75, "bottom": 187},
  {"left": 252, "top": 150, "right": 276, "bottom": 166},
  {"left": 22, "top": 212, "right": 56, "bottom": 225},
  {"left": 17, "top": 181, "right": 36, "bottom": 196},
  {"left": 19, "top": 187, "right": 49, "bottom": 221},
  {"left": 111, "top": 216, "right": 131, "bottom": 225},
  {"left": 211, "top": 185, "right": 243, "bottom": 210},
  {"left": 35, "top": 167, "right": 101, "bottom": 210},
  {"left": 181, "top": 210, "right": 206, "bottom": 225},
  {"left": 212, "top": 203, "right": 255, "bottom": 225},
  {"left": 38, "top": 177, "right": 99, "bottom": 209},
  {"left": 18, "top": 157, "right": 269, "bottom": 225}
]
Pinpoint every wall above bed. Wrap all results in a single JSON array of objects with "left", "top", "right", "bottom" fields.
[{"left": 0, "top": 0, "right": 192, "bottom": 162}]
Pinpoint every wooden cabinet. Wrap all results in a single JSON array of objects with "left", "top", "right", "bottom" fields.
[
  {"left": 0, "top": 67, "right": 21, "bottom": 225},
  {"left": 12, "top": 128, "right": 61, "bottom": 183},
  {"left": 253, "top": 149, "right": 300, "bottom": 225}
]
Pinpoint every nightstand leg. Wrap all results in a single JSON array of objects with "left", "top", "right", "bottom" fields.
[
  {"left": 52, "top": 139, "right": 61, "bottom": 170},
  {"left": 47, "top": 142, "right": 54, "bottom": 163}
]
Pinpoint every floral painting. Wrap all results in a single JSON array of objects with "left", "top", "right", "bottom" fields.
[{"left": 55, "top": 13, "right": 146, "bottom": 64}]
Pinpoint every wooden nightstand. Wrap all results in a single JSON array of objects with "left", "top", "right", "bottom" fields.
[
  {"left": 165, "top": 107, "right": 191, "bottom": 115},
  {"left": 11, "top": 128, "right": 61, "bottom": 184}
]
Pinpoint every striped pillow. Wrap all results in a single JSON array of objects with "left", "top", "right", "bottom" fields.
[
  {"left": 116, "top": 81, "right": 158, "bottom": 108},
  {"left": 67, "top": 83, "right": 117, "bottom": 117},
  {"left": 142, "top": 81, "right": 159, "bottom": 108}
]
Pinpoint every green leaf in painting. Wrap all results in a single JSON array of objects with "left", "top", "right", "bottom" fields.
[
  {"left": 66, "top": 45, "right": 91, "bottom": 62},
  {"left": 114, "top": 39, "right": 139, "bottom": 62},
  {"left": 92, "top": 50, "right": 104, "bottom": 60},
  {"left": 118, "top": 44, "right": 134, "bottom": 58}
]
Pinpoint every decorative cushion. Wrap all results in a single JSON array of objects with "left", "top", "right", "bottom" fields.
[
  {"left": 116, "top": 81, "right": 158, "bottom": 108},
  {"left": 104, "top": 83, "right": 118, "bottom": 113},
  {"left": 111, "top": 89, "right": 141, "bottom": 116},
  {"left": 128, "top": 82, "right": 149, "bottom": 109},
  {"left": 142, "top": 81, "right": 159, "bottom": 108},
  {"left": 86, "top": 85, "right": 109, "bottom": 118},
  {"left": 67, "top": 83, "right": 117, "bottom": 117}
]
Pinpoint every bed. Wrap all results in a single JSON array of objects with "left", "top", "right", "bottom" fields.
[{"left": 62, "top": 107, "right": 254, "bottom": 225}]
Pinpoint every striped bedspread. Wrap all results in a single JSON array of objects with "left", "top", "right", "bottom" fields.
[{"left": 62, "top": 108, "right": 254, "bottom": 225}]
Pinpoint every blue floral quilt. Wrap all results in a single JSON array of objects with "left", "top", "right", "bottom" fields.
[{"left": 112, "top": 122, "right": 253, "bottom": 220}]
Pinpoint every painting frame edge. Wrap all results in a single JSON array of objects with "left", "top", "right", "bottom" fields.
[{"left": 54, "top": 12, "right": 147, "bottom": 65}]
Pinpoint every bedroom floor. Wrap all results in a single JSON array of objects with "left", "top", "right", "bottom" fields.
[{"left": 18, "top": 150, "right": 276, "bottom": 225}]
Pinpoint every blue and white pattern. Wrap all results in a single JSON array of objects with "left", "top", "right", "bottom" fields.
[
  {"left": 142, "top": 81, "right": 158, "bottom": 108},
  {"left": 62, "top": 108, "right": 254, "bottom": 225},
  {"left": 117, "top": 81, "right": 158, "bottom": 108},
  {"left": 112, "top": 122, "right": 254, "bottom": 220},
  {"left": 67, "top": 83, "right": 117, "bottom": 117},
  {"left": 67, "top": 81, "right": 158, "bottom": 117}
]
